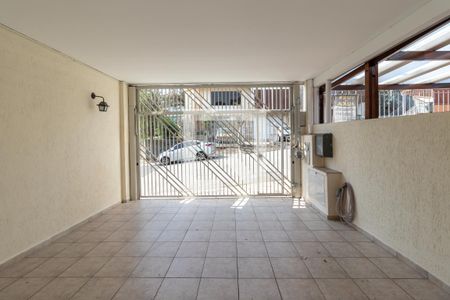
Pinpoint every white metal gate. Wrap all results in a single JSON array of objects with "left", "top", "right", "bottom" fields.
[{"left": 136, "top": 84, "right": 293, "bottom": 197}]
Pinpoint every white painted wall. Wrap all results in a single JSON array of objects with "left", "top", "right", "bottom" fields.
[
  {"left": 313, "top": 112, "right": 450, "bottom": 286},
  {"left": 0, "top": 25, "right": 121, "bottom": 264}
]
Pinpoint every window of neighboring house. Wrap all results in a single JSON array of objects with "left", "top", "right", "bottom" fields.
[
  {"left": 254, "top": 87, "right": 291, "bottom": 110},
  {"left": 330, "top": 71, "right": 366, "bottom": 123},
  {"left": 211, "top": 91, "right": 241, "bottom": 106}
]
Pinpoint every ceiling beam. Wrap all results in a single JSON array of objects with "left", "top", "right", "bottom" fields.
[
  {"left": 331, "top": 65, "right": 365, "bottom": 88},
  {"left": 332, "top": 82, "right": 450, "bottom": 91},
  {"left": 378, "top": 38, "right": 450, "bottom": 77},
  {"left": 371, "top": 16, "right": 450, "bottom": 63},
  {"left": 387, "top": 51, "right": 450, "bottom": 61},
  {"left": 390, "top": 62, "right": 450, "bottom": 84}
]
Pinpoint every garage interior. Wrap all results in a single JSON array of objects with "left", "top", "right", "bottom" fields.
[{"left": 0, "top": 1, "right": 449, "bottom": 299}]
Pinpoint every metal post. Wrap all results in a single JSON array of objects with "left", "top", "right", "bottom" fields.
[
  {"left": 305, "top": 79, "right": 314, "bottom": 134},
  {"left": 128, "top": 86, "right": 139, "bottom": 200},
  {"left": 256, "top": 113, "right": 260, "bottom": 194},
  {"left": 291, "top": 83, "right": 302, "bottom": 198},
  {"left": 324, "top": 80, "right": 332, "bottom": 123}
]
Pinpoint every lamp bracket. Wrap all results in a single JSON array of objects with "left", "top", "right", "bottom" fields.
[{"left": 91, "top": 92, "right": 105, "bottom": 100}]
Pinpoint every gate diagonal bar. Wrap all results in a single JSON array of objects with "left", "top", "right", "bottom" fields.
[
  {"left": 185, "top": 88, "right": 291, "bottom": 192},
  {"left": 139, "top": 93, "right": 247, "bottom": 196},
  {"left": 136, "top": 84, "right": 293, "bottom": 197}
]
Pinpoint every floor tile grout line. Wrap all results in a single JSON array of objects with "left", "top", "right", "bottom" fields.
[
  {"left": 233, "top": 206, "right": 240, "bottom": 300},
  {"left": 14, "top": 256, "right": 51, "bottom": 279},
  {"left": 2, "top": 200, "right": 448, "bottom": 299},
  {"left": 312, "top": 277, "right": 344, "bottom": 300},
  {"left": 88, "top": 207, "right": 172, "bottom": 300},
  {"left": 350, "top": 278, "right": 371, "bottom": 299},
  {"left": 62, "top": 254, "right": 116, "bottom": 299},
  {"left": 0, "top": 255, "right": 55, "bottom": 300},
  {"left": 259, "top": 208, "right": 283, "bottom": 299},
  {"left": 66, "top": 278, "right": 94, "bottom": 300},
  {"left": 302, "top": 208, "right": 389, "bottom": 300},
  {"left": 151, "top": 208, "right": 189, "bottom": 298},
  {"left": 289, "top": 212, "right": 333, "bottom": 299},
  {"left": 352, "top": 278, "right": 400, "bottom": 300},
  {"left": 107, "top": 276, "right": 134, "bottom": 300},
  {"left": 391, "top": 278, "right": 445, "bottom": 299},
  {"left": 334, "top": 253, "right": 393, "bottom": 281},
  {"left": 195, "top": 258, "right": 207, "bottom": 299},
  {"left": 0, "top": 278, "right": 18, "bottom": 293}
]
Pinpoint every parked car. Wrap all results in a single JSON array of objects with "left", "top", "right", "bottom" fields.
[{"left": 158, "top": 140, "right": 216, "bottom": 165}]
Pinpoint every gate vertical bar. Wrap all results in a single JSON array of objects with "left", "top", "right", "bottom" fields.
[
  {"left": 291, "top": 83, "right": 303, "bottom": 198},
  {"left": 136, "top": 83, "right": 298, "bottom": 197}
]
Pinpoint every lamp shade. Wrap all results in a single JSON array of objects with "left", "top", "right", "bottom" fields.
[{"left": 97, "top": 100, "right": 109, "bottom": 112}]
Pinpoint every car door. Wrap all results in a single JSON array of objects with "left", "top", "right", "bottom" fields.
[
  {"left": 182, "top": 141, "right": 196, "bottom": 161},
  {"left": 171, "top": 143, "right": 184, "bottom": 162}
]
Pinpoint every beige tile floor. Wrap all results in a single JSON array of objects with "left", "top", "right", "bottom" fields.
[{"left": 0, "top": 198, "right": 448, "bottom": 300}]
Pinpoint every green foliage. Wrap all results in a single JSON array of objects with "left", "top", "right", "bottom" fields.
[{"left": 138, "top": 89, "right": 184, "bottom": 140}]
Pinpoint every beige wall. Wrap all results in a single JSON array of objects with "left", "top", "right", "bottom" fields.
[
  {"left": 0, "top": 25, "right": 121, "bottom": 264},
  {"left": 313, "top": 112, "right": 450, "bottom": 286}
]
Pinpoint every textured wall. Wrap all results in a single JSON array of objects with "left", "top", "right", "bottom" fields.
[
  {"left": 0, "top": 25, "right": 121, "bottom": 264},
  {"left": 313, "top": 113, "right": 450, "bottom": 286}
]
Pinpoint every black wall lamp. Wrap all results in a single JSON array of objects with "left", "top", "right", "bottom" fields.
[{"left": 91, "top": 92, "right": 110, "bottom": 112}]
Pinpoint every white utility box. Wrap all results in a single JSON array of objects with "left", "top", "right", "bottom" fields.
[{"left": 307, "top": 167, "right": 343, "bottom": 219}]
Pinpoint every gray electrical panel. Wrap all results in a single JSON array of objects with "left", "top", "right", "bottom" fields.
[{"left": 315, "top": 133, "right": 333, "bottom": 157}]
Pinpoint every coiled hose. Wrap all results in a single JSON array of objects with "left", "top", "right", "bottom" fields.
[{"left": 336, "top": 183, "right": 355, "bottom": 223}]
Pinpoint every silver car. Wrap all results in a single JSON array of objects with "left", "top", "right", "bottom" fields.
[{"left": 158, "top": 140, "right": 216, "bottom": 165}]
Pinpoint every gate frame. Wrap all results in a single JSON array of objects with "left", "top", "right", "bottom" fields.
[{"left": 130, "top": 82, "right": 304, "bottom": 199}]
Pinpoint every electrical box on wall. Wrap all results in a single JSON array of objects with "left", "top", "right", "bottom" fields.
[
  {"left": 301, "top": 134, "right": 343, "bottom": 219},
  {"left": 315, "top": 133, "right": 333, "bottom": 157},
  {"left": 298, "top": 112, "right": 306, "bottom": 127},
  {"left": 301, "top": 135, "right": 324, "bottom": 167}
]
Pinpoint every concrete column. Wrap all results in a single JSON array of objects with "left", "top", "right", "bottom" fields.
[
  {"left": 313, "top": 86, "right": 320, "bottom": 125},
  {"left": 128, "top": 86, "right": 139, "bottom": 200},
  {"left": 291, "top": 83, "right": 302, "bottom": 198},
  {"left": 324, "top": 80, "right": 332, "bottom": 123},
  {"left": 305, "top": 79, "right": 314, "bottom": 134},
  {"left": 119, "top": 82, "right": 130, "bottom": 203}
]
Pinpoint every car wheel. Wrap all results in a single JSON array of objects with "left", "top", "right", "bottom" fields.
[
  {"left": 196, "top": 152, "right": 207, "bottom": 160},
  {"left": 160, "top": 157, "right": 170, "bottom": 165}
]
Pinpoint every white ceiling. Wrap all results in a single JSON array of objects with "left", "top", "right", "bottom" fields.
[{"left": 0, "top": 0, "right": 429, "bottom": 84}]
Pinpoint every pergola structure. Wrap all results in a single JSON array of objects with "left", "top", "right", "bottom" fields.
[{"left": 329, "top": 17, "right": 450, "bottom": 120}]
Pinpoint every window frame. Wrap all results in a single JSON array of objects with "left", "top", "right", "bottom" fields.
[
  {"left": 210, "top": 91, "right": 242, "bottom": 106},
  {"left": 328, "top": 16, "right": 450, "bottom": 122}
]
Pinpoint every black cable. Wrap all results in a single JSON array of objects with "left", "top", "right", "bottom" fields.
[{"left": 336, "top": 182, "right": 355, "bottom": 223}]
